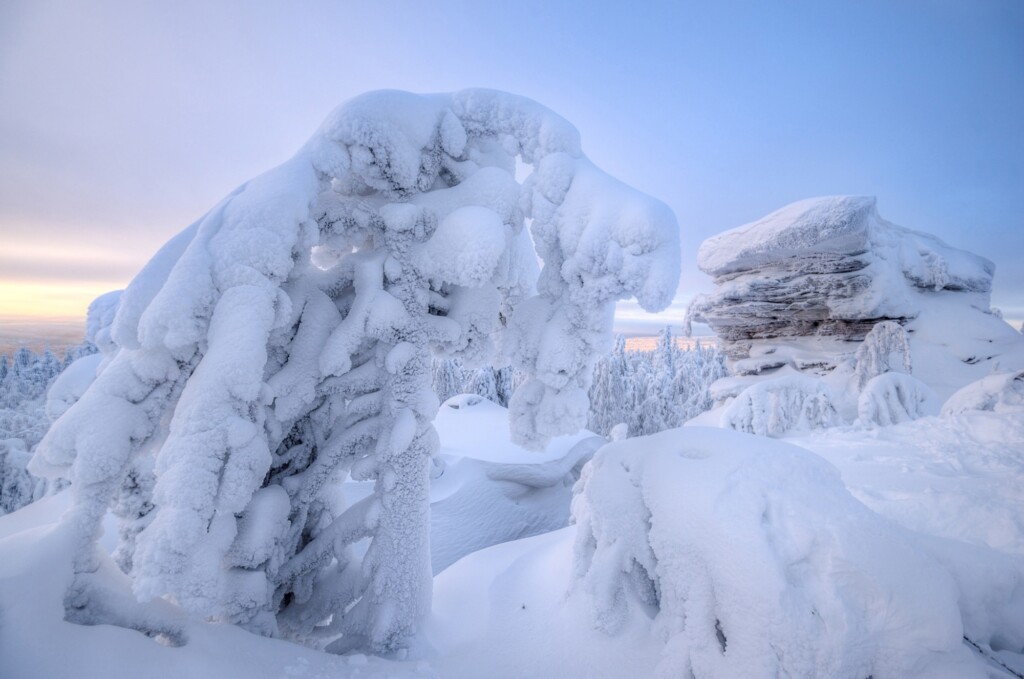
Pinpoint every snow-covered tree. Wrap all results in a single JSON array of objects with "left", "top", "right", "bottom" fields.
[
  {"left": 854, "top": 320, "right": 912, "bottom": 390},
  {"left": 31, "top": 89, "right": 679, "bottom": 653},
  {"left": 0, "top": 344, "right": 91, "bottom": 514},
  {"left": 467, "top": 366, "right": 500, "bottom": 403},
  {"left": 857, "top": 372, "right": 939, "bottom": 426},
  {"left": 430, "top": 357, "right": 465, "bottom": 404},
  {"left": 587, "top": 332, "right": 725, "bottom": 438},
  {"left": 723, "top": 375, "right": 838, "bottom": 437}
]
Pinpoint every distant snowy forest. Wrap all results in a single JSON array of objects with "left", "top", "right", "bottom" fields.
[{"left": 0, "top": 344, "right": 95, "bottom": 513}]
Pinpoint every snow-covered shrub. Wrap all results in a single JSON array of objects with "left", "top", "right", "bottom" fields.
[
  {"left": 857, "top": 371, "right": 940, "bottom": 427},
  {"left": 30, "top": 89, "right": 679, "bottom": 653},
  {"left": 854, "top": 320, "right": 912, "bottom": 390},
  {"left": 722, "top": 374, "right": 837, "bottom": 437},
  {"left": 571, "top": 427, "right": 972, "bottom": 678},
  {"left": 941, "top": 370, "right": 1024, "bottom": 417}
]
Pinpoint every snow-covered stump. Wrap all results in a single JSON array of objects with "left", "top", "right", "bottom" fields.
[
  {"left": 29, "top": 89, "right": 679, "bottom": 655},
  {"left": 571, "top": 427, "right": 980, "bottom": 678}
]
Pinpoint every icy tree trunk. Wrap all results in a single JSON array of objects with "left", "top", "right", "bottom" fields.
[{"left": 355, "top": 228, "right": 435, "bottom": 653}]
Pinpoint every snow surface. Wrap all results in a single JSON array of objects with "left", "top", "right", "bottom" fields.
[{"left": 5, "top": 395, "right": 1024, "bottom": 678}]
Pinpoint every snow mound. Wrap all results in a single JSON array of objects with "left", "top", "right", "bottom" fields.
[
  {"left": 941, "top": 371, "right": 1024, "bottom": 417},
  {"left": 571, "top": 427, "right": 981, "bottom": 678}
]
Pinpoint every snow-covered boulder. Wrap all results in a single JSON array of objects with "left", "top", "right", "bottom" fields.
[
  {"left": 571, "top": 427, "right": 980, "bottom": 678},
  {"left": 941, "top": 370, "right": 1024, "bottom": 417}
]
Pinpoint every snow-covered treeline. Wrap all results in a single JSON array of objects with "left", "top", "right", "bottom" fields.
[
  {"left": 431, "top": 327, "right": 726, "bottom": 439},
  {"left": 430, "top": 359, "right": 521, "bottom": 407},
  {"left": 0, "top": 345, "right": 95, "bottom": 514},
  {"left": 587, "top": 328, "right": 726, "bottom": 437}
]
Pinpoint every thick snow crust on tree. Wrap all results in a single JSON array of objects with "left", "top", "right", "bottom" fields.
[
  {"left": 721, "top": 374, "right": 838, "bottom": 437},
  {"left": 27, "top": 89, "right": 679, "bottom": 654},
  {"left": 857, "top": 371, "right": 939, "bottom": 426},
  {"left": 571, "top": 427, "right": 1001, "bottom": 679}
]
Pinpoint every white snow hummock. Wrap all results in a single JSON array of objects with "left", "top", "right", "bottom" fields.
[
  {"left": 941, "top": 370, "right": 1024, "bottom": 417},
  {"left": 720, "top": 373, "right": 838, "bottom": 437},
  {"left": 571, "top": 426, "right": 996, "bottom": 679}
]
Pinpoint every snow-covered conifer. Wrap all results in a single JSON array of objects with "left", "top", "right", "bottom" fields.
[
  {"left": 723, "top": 375, "right": 838, "bottom": 437},
  {"left": 854, "top": 320, "right": 912, "bottom": 390},
  {"left": 467, "top": 366, "right": 499, "bottom": 403},
  {"left": 857, "top": 372, "right": 939, "bottom": 426},
  {"left": 431, "top": 357, "right": 464, "bottom": 404},
  {"left": 31, "top": 89, "right": 679, "bottom": 653}
]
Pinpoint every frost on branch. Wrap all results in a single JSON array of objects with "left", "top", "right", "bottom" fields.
[
  {"left": 853, "top": 320, "right": 912, "bottom": 390},
  {"left": 722, "top": 375, "right": 838, "bottom": 437},
  {"left": 857, "top": 372, "right": 939, "bottom": 427},
  {"left": 571, "top": 428, "right": 968, "bottom": 678},
  {"left": 29, "top": 89, "right": 679, "bottom": 654}
]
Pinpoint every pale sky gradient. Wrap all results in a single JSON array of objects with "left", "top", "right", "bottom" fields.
[{"left": 2, "top": 0, "right": 1022, "bottom": 336}]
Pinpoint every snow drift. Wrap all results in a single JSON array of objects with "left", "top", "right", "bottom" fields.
[{"left": 571, "top": 426, "right": 991, "bottom": 679}]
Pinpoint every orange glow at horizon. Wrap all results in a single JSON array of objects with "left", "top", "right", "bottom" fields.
[{"left": 0, "top": 279, "right": 126, "bottom": 319}]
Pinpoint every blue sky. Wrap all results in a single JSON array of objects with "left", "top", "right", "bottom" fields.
[{"left": 1, "top": 0, "right": 1022, "bottom": 332}]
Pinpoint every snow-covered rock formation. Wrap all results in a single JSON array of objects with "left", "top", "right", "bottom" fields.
[
  {"left": 688, "top": 197, "right": 1024, "bottom": 419},
  {"left": 692, "top": 196, "right": 992, "bottom": 353}
]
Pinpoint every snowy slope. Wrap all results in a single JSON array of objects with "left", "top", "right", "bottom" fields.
[{"left": 5, "top": 398, "right": 1024, "bottom": 678}]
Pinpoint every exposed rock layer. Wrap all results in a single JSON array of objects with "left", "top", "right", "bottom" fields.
[{"left": 690, "top": 196, "right": 994, "bottom": 359}]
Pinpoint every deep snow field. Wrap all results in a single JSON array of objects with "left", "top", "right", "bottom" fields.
[{"left": 2, "top": 391, "right": 1023, "bottom": 678}]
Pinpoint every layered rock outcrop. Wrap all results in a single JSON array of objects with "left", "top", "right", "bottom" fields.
[{"left": 689, "top": 196, "right": 994, "bottom": 359}]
